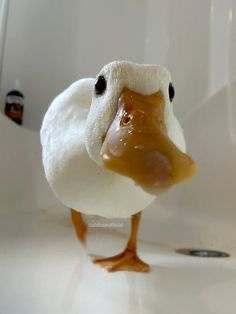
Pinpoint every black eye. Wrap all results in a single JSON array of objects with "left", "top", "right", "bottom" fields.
[
  {"left": 95, "top": 75, "right": 107, "bottom": 95},
  {"left": 168, "top": 83, "right": 175, "bottom": 102}
]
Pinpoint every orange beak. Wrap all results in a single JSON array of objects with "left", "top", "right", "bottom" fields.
[{"left": 100, "top": 88, "right": 196, "bottom": 195}]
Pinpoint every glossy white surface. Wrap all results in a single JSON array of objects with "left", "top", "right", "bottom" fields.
[
  {"left": 1, "top": 0, "right": 235, "bottom": 129},
  {"left": 0, "top": 77, "right": 235, "bottom": 314},
  {"left": 0, "top": 82, "right": 236, "bottom": 313},
  {"left": 145, "top": 0, "right": 236, "bottom": 119},
  {"left": 0, "top": 0, "right": 235, "bottom": 313},
  {"left": 1, "top": 206, "right": 236, "bottom": 314},
  {"left": 0, "top": 110, "right": 56, "bottom": 211},
  {"left": 0, "top": 0, "right": 146, "bottom": 130}
]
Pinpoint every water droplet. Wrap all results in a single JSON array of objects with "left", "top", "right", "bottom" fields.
[{"left": 134, "top": 145, "right": 144, "bottom": 150}]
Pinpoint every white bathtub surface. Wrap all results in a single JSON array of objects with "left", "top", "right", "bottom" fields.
[
  {"left": 0, "top": 0, "right": 235, "bottom": 310},
  {"left": 1, "top": 206, "right": 236, "bottom": 314},
  {"left": 0, "top": 36, "right": 235, "bottom": 311}
]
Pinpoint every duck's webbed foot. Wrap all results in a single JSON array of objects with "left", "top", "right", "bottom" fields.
[
  {"left": 93, "top": 248, "right": 150, "bottom": 272},
  {"left": 71, "top": 209, "right": 87, "bottom": 244},
  {"left": 93, "top": 212, "right": 150, "bottom": 272}
]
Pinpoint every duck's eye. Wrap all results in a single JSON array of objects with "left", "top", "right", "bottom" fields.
[
  {"left": 168, "top": 83, "right": 175, "bottom": 102},
  {"left": 95, "top": 75, "right": 107, "bottom": 96}
]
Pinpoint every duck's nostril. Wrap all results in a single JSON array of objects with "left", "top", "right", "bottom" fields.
[
  {"left": 124, "top": 116, "right": 131, "bottom": 124},
  {"left": 122, "top": 115, "right": 132, "bottom": 126}
]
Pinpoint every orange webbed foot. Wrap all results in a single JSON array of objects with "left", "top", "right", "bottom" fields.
[{"left": 93, "top": 248, "right": 150, "bottom": 273}]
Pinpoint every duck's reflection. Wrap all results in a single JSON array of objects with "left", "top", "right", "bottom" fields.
[
  {"left": 62, "top": 252, "right": 145, "bottom": 314},
  {"left": 62, "top": 252, "right": 87, "bottom": 314},
  {"left": 126, "top": 273, "right": 142, "bottom": 314}
]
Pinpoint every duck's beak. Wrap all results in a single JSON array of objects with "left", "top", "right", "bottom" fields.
[{"left": 100, "top": 88, "right": 196, "bottom": 195}]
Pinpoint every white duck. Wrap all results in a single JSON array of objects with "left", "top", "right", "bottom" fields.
[{"left": 41, "top": 61, "right": 195, "bottom": 272}]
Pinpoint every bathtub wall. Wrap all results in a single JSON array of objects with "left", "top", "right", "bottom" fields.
[
  {"left": 0, "top": 112, "right": 57, "bottom": 211},
  {"left": 0, "top": 0, "right": 235, "bottom": 222},
  {"left": 1, "top": 0, "right": 235, "bottom": 130},
  {"left": 145, "top": 0, "right": 236, "bottom": 120},
  {"left": 140, "top": 80, "right": 236, "bottom": 250},
  {"left": 0, "top": 0, "right": 146, "bottom": 130}
]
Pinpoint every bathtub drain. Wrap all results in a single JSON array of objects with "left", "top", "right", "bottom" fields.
[{"left": 176, "top": 249, "right": 230, "bottom": 258}]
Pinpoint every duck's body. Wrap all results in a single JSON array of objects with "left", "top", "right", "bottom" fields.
[
  {"left": 41, "top": 78, "right": 154, "bottom": 218},
  {"left": 41, "top": 61, "right": 195, "bottom": 272}
]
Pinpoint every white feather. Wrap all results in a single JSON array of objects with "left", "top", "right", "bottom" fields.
[{"left": 40, "top": 61, "right": 186, "bottom": 218}]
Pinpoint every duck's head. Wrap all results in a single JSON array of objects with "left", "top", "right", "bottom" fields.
[{"left": 85, "top": 61, "right": 196, "bottom": 195}]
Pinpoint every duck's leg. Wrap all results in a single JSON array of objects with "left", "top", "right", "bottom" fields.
[
  {"left": 71, "top": 209, "right": 87, "bottom": 244},
  {"left": 93, "top": 212, "right": 150, "bottom": 272}
]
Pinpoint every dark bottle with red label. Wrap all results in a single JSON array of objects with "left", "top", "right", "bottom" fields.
[{"left": 4, "top": 90, "right": 24, "bottom": 125}]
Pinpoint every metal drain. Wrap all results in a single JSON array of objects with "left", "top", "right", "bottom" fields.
[{"left": 176, "top": 249, "right": 230, "bottom": 258}]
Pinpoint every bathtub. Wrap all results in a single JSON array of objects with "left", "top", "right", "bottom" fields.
[{"left": 0, "top": 0, "right": 236, "bottom": 313}]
